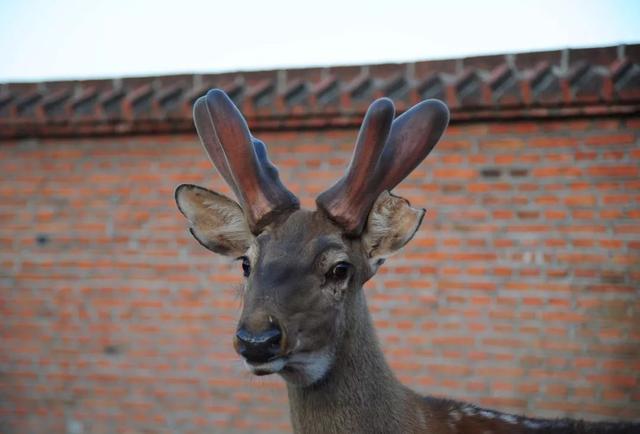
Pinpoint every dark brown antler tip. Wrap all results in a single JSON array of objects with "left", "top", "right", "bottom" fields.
[{"left": 366, "top": 97, "right": 396, "bottom": 120}]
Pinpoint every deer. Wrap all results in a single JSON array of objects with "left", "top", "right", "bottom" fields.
[{"left": 175, "top": 89, "right": 639, "bottom": 434}]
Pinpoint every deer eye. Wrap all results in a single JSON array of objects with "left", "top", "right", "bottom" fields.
[
  {"left": 240, "top": 256, "right": 251, "bottom": 277},
  {"left": 327, "top": 262, "right": 350, "bottom": 281}
]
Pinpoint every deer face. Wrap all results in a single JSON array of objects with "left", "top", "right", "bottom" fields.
[
  {"left": 176, "top": 185, "right": 425, "bottom": 386},
  {"left": 175, "top": 90, "right": 448, "bottom": 387}
]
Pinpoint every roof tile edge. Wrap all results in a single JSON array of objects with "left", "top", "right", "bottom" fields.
[{"left": 1, "top": 44, "right": 639, "bottom": 139}]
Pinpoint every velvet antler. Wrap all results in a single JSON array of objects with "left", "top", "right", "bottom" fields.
[
  {"left": 193, "top": 89, "right": 299, "bottom": 233},
  {"left": 316, "top": 98, "right": 449, "bottom": 235}
]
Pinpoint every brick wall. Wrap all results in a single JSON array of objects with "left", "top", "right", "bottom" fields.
[{"left": 1, "top": 116, "right": 639, "bottom": 433}]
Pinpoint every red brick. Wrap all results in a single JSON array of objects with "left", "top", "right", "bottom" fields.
[
  {"left": 479, "top": 138, "right": 526, "bottom": 151},
  {"left": 529, "top": 137, "right": 579, "bottom": 147},
  {"left": 587, "top": 165, "right": 638, "bottom": 177},
  {"left": 433, "top": 167, "right": 476, "bottom": 179},
  {"left": 532, "top": 166, "right": 582, "bottom": 177},
  {"left": 585, "top": 133, "right": 635, "bottom": 146}
]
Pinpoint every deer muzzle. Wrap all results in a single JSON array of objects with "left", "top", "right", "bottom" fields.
[{"left": 233, "top": 313, "right": 288, "bottom": 374}]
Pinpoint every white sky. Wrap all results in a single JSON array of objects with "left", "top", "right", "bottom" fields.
[{"left": 1, "top": 0, "right": 639, "bottom": 82}]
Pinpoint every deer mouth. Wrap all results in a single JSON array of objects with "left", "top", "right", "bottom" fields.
[
  {"left": 243, "top": 347, "right": 335, "bottom": 387},
  {"left": 245, "top": 356, "right": 288, "bottom": 376}
]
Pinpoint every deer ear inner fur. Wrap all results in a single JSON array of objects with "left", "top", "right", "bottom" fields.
[
  {"left": 175, "top": 184, "right": 254, "bottom": 257},
  {"left": 362, "top": 191, "right": 425, "bottom": 267}
]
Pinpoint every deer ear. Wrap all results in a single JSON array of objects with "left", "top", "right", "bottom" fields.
[
  {"left": 175, "top": 184, "right": 253, "bottom": 256},
  {"left": 362, "top": 191, "right": 425, "bottom": 270}
]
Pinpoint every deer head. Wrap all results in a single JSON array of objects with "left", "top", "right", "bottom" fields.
[{"left": 175, "top": 89, "right": 449, "bottom": 387}]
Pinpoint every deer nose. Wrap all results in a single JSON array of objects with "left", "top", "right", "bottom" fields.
[{"left": 234, "top": 325, "right": 283, "bottom": 364}]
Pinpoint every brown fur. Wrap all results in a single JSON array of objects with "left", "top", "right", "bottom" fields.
[{"left": 176, "top": 187, "right": 639, "bottom": 433}]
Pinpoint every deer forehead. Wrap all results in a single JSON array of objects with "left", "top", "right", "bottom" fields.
[{"left": 251, "top": 209, "right": 353, "bottom": 265}]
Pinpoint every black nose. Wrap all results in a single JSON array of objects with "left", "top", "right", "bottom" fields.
[{"left": 235, "top": 326, "right": 282, "bottom": 364}]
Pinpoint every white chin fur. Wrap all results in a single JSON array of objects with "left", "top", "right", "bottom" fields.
[
  {"left": 244, "top": 348, "right": 334, "bottom": 386},
  {"left": 280, "top": 348, "right": 333, "bottom": 387}
]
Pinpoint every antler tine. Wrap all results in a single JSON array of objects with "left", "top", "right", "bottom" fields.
[
  {"left": 193, "top": 96, "right": 242, "bottom": 200},
  {"left": 317, "top": 98, "right": 449, "bottom": 236},
  {"left": 193, "top": 89, "right": 299, "bottom": 233},
  {"left": 316, "top": 98, "right": 395, "bottom": 234},
  {"left": 376, "top": 99, "right": 450, "bottom": 192}
]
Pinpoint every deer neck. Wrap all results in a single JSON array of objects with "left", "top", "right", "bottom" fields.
[{"left": 286, "top": 289, "right": 425, "bottom": 434}]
